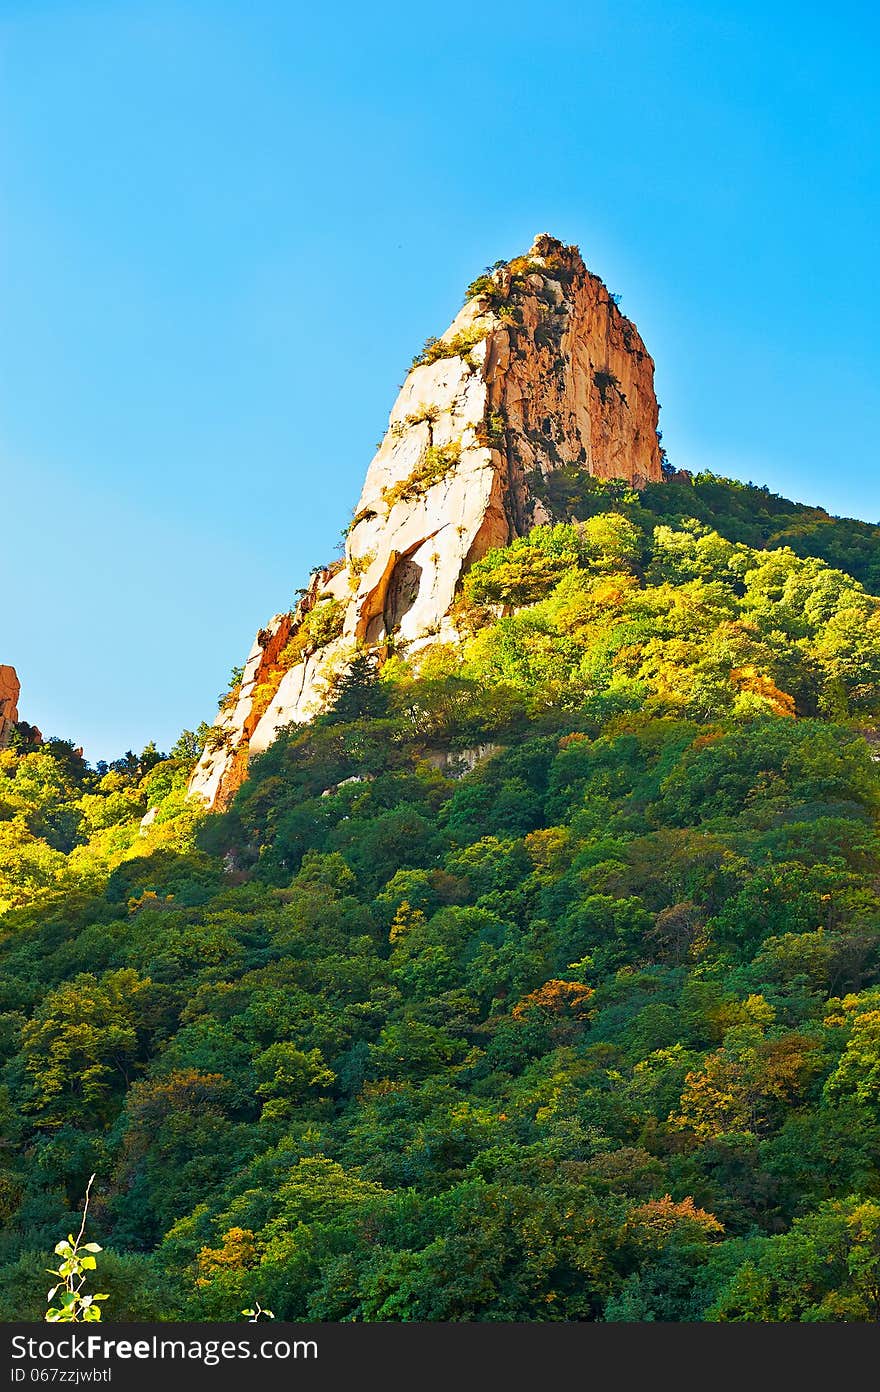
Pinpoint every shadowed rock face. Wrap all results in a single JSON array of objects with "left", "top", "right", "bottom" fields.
[
  {"left": 188, "top": 234, "right": 662, "bottom": 809},
  {"left": 0, "top": 667, "right": 20, "bottom": 749}
]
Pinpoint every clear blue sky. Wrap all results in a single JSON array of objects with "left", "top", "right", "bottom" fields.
[{"left": 1, "top": 1, "right": 878, "bottom": 762}]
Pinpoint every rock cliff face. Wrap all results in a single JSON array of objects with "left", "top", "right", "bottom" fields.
[
  {"left": 188, "top": 234, "right": 662, "bottom": 809},
  {"left": 0, "top": 667, "right": 20, "bottom": 749}
]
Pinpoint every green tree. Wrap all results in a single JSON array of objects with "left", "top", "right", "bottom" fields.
[{"left": 325, "top": 654, "right": 388, "bottom": 722}]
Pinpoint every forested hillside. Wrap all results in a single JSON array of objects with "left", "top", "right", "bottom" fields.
[{"left": 4, "top": 473, "right": 880, "bottom": 1322}]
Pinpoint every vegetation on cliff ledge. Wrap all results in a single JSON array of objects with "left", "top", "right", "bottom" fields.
[{"left": 4, "top": 473, "right": 880, "bottom": 1321}]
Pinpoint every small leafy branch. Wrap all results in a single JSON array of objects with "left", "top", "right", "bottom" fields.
[
  {"left": 464, "top": 259, "right": 507, "bottom": 304},
  {"left": 242, "top": 1302, "right": 274, "bottom": 1322},
  {"left": 217, "top": 664, "right": 246, "bottom": 711},
  {"left": 278, "top": 597, "right": 345, "bottom": 670},
  {"left": 206, "top": 725, "right": 234, "bottom": 755},
  {"left": 465, "top": 256, "right": 560, "bottom": 311},
  {"left": 411, "top": 326, "right": 488, "bottom": 370},
  {"left": 348, "top": 548, "right": 377, "bottom": 585},
  {"left": 381, "top": 441, "right": 461, "bottom": 512},
  {"left": 46, "top": 1175, "right": 108, "bottom": 1323}
]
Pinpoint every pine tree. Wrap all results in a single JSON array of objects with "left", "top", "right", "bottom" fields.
[{"left": 325, "top": 654, "right": 388, "bottom": 723}]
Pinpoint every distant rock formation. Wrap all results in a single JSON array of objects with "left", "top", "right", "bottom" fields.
[
  {"left": 189, "top": 234, "right": 662, "bottom": 809},
  {"left": 0, "top": 667, "right": 20, "bottom": 749}
]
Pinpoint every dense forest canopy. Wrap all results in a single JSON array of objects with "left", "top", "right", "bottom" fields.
[{"left": 4, "top": 472, "right": 880, "bottom": 1321}]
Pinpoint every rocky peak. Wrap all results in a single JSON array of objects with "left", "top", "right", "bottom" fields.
[
  {"left": 0, "top": 666, "right": 20, "bottom": 749},
  {"left": 188, "top": 234, "right": 662, "bottom": 809}
]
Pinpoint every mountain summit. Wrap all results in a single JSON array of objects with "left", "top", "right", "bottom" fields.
[{"left": 188, "top": 235, "right": 663, "bottom": 809}]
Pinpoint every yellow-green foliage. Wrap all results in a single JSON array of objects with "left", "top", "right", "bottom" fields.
[
  {"left": 459, "top": 513, "right": 880, "bottom": 725},
  {"left": 464, "top": 517, "right": 643, "bottom": 608},
  {"left": 279, "top": 597, "right": 345, "bottom": 670},
  {"left": 348, "top": 549, "right": 376, "bottom": 585},
  {"left": 8, "top": 473, "right": 880, "bottom": 1324},
  {"left": 382, "top": 441, "right": 461, "bottom": 511},
  {"left": 0, "top": 743, "right": 200, "bottom": 914},
  {"left": 411, "top": 326, "right": 488, "bottom": 369},
  {"left": 465, "top": 256, "right": 561, "bottom": 308}
]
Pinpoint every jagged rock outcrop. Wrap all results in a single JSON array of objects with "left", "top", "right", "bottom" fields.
[
  {"left": 0, "top": 667, "right": 20, "bottom": 749},
  {"left": 188, "top": 234, "right": 662, "bottom": 809}
]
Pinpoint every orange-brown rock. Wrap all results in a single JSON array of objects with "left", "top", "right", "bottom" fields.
[
  {"left": 486, "top": 233, "right": 660, "bottom": 518},
  {"left": 188, "top": 234, "right": 663, "bottom": 809},
  {"left": 0, "top": 666, "right": 20, "bottom": 749},
  {"left": 187, "top": 613, "right": 293, "bottom": 808}
]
